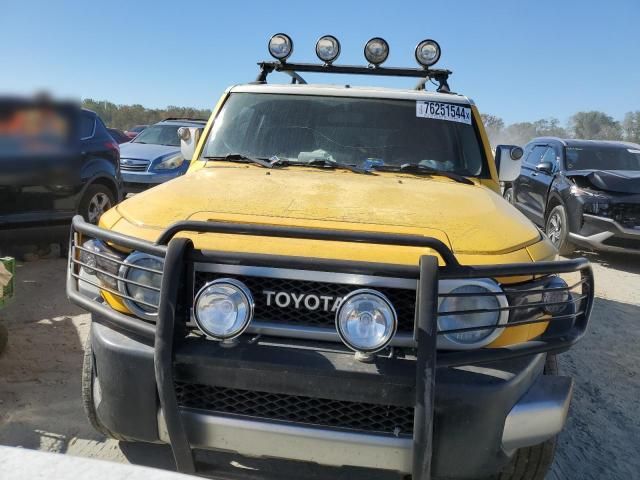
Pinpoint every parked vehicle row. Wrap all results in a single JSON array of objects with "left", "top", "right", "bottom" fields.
[{"left": 504, "top": 138, "right": 640, "bottom": 255}]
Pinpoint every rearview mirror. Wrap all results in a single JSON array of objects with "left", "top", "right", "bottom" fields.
[
  {"left": 495, "top": 144, "right": 523, "bottom": 182},
  {"left": 179, "top": 127, "right": 203, "bottom": 161}
]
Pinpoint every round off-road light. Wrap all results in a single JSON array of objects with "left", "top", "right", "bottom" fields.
[
  {"left": 415, "top": 39, "right": 441, "bottom": 67},
  {"left": 268, "top": 33, "right": 293, "bottom": 61},
  {"left": 437, "top": 279, "right": 508, "bottom": 350},
  {"left": 364, "top": 37, "right": 389, "bottom": 66},
  {"left": 194, "top": 278, "right": 254, "bottom": 340},
  {"left": 336, "top": 289, "right": 397, "bottom": 353},
  {"left": 542, "top": 277, "right": 571, "bottom": 315},
  {"left": 316, "top": 35, "right": 341, "bottom": 64}
]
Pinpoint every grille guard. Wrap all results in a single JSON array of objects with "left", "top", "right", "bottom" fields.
[{"left": 67, "top": 215, "right": 594, "bottom": 479}]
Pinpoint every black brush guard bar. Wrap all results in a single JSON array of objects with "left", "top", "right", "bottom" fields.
[{"left": 67, "top": 215, "right": 594, "bottom": 478}]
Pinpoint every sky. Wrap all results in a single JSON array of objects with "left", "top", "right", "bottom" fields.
[{"left": 1, "top": 0, "right": 639, "bottom": 125}]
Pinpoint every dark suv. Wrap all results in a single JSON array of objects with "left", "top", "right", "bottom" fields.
[
  {"left": 506, "top": 137, "right": 640, "bottom": 254},
  {"left": 0, "top": 98, "right": 122, "bottom": 247}
]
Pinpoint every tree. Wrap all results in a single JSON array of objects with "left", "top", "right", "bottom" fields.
[
  {"left": 569, "top": 111, "right": 622, "bottom": 140},
  {"left": 532, "top": 118, "right": 567, "bottom": 138},
  {"left": 480, "top": 114, "right": 505, "bottom": 148},
  {"left": 622, "top": 111, "right": 640, "bottom": 144}
]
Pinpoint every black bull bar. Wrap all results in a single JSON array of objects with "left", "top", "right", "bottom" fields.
[{"left": 67, "top": 215, "right": 594, "bottom": 478}]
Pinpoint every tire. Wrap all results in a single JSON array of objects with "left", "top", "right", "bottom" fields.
[
  {"left": 81, "top": 333, "right": 123, "bottom": 440},
  {"left": 495, "top": 354, "right": 559, "bottom": 480},
  {"left": 78, "top": 184, "right": 115, "bottom": 225},
  {"left": 545, "top": 205, "right": 575, "bottom": 256},
  {"left": 503, "top": 187, "right": 514, "bottom": 204}
]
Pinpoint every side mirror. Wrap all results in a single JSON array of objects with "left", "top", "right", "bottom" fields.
[
  {"left": 178, "top": 127, "right": 202, "bottom": 161},
  {"left": 495, "top": 144, "right": 524, "bottom": 182},
  {"left": 535, "top": 161, "right": 553, "bottom": 174}
]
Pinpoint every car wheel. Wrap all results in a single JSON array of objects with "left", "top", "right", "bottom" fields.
[
  {"left": 79, "top": 184, "right": 115, "bottom": 225},
  {"left": 503, "top": 187, "right": 514, "bottom": 204},
  {"left": 545, "top": 205, "right": 575, "bottom": 256},
  {"left": 81, "top": 332, "right": 123, "bottom": 440}
]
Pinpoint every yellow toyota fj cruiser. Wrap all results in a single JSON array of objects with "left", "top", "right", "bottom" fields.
[{"left": 68, "top": 35, "right": 594, "bottom": 480}]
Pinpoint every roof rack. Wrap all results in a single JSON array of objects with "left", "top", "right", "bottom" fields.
[
  {"left": 162, "top": 117, "right": 208, "bottom": 123},
  {"left": 255, "top": 61, "right": 453, "bottom": 93}
]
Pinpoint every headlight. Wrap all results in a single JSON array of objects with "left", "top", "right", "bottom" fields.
[
  {"left": 415, "top": 39, "right": 441, "bottom": 67},
  {"left": 315, "top": 35, "right": 341, "bottom": 64},
  {"left": 364, "top": 37, "right": 389, "bottom": 66},
  {"left": 194, "top": 278, "right": 254, "bottom": 340},
  {"left": 336, "top": 289, "right": 397, "bottom": 354},
  {"left": 118, "top": 252, "right": 163, "bottom": 320},
  {"left": 268, "top": 33, "right": 293, "bottom": 61},
  {"left": 155, "top": 154, "right": 184, "bottom": 170},
  {"left": 542, "top": 276, "right": 571, "bottom": 315},
  {"left": 79, "top": 239, "right": 124, "bottom": 289},
  {"left": 437, "top": 279, "right": 508, "bottom": 350}
]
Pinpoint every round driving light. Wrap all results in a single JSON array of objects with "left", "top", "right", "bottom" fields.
[
  {"left": 315, "top": 35, "right": 341, "bottom": 64},
  {"left": 364, "top": 37, "right": 389, "bottom": 66},
  {"left": 414, "top": 39, "right": 441, "bottom": 67},
  {"left": 437, "top": 280, "right": 508, "bottom": 350},
  {"left": 542, "top": 277, "right": 571, "bottom": 315},
  {"left": 336, "top": 289, "right": 397, "bottom": 353},
  {"left": 268, "top": 33, "right": 293, "bottom": 61},
  {"left": 194, "top": 278, "right": 254, "bottom": 340},
  {"left": 118, "top": 252, "right": 163, "bottom": 320}
]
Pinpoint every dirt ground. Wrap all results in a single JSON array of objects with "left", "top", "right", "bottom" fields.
[{"left": 0, "top": 251, "right": 639, "bottom": 479}]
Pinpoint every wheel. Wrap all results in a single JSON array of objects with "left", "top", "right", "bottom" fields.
[
  {"left": 78, "top": 184, "right": 115, "bottom": 225},
  {"left": 495, "top": 354, "right": 559, "bottom": 480},
  {"left": 503, "top": 187, "right": 514, "bottom": 204},
  {"left": 81, "top": 332, "right": 123, "bottom": 439},
  {"left": 545, "top": 205, "right": 575, "bottom": 256}
]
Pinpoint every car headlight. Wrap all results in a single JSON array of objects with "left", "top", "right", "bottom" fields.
[
  {"left": 118, "top": 252, "right": 163, "bottom": 320},
  {"left": 194, "top": 278, "right": 254, "bottom": 340},
  {"left": 542, "top": 276, "right": 571, "bottom": 315},
  {"left": 79, "top": 239, "right": 125, "bottom": 289},
  {"left": 437, "top": 279, "right": 509, "bottom": 350},
  {"left": 155, "top": 154, "right": 184, "bottom": 170},
  {"left": 336, "top": 289, "right": 397, "bottom": 354}
]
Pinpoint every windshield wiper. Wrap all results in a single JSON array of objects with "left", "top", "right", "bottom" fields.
[
  {"left": 204, "top": 154, "right": 274, "bottom": 169},
  {"left": 268, "top": 156, "right": 367, "bottom": 174},
  {"left": 372, "top": 163, "right": 474, "bottom": 185}
]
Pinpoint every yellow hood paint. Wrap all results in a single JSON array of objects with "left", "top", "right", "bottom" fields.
[{"left": 112, "top": 165, "right": 540, "bottom": 259}]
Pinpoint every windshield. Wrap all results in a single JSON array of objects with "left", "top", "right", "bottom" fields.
[
  {"left": 565, "top": 145, "right": 640, "bottom": 171},
  {"left": 132, "top": 124, "right": 179, "bottom": 146},
  {"left": 201, "top": 93, "right": 486, "bottom": 176}
]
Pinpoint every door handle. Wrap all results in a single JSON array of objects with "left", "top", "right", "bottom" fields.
[{"left": 531, "top": 172, "right": 539, "bottom": 176}]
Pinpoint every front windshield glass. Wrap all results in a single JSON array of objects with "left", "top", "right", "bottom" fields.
[
  {"left": 565, "top": 145, "right": 640, "bottom": 171},
  {"left": 132, "top": 125, "right": 180, "bottom": 146},
  {"left": 201, "top": 93, "right": 486, "bottom": 176}
]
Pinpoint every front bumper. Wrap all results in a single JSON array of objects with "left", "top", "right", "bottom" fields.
[
  {"left": 570, "top": 214, "right": 640, "bottom": 254},
  {"left": 121, "top": 163, "right": 189, "bottom": 193},
  {"left": 68, "top": 216, "right": 593, "bottom": 479},
  {"left": 89, "top": 319, "right": 571, "bottom": 478}
]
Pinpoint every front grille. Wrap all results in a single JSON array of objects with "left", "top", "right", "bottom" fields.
[
  {"left": 175, "top": 382, "right": 414, "bottom": 436},
  {"left": 120, "top": 158, "right": 150, "bottom": 172},
  {"left": 194, "top": 273, "right": 416, "bottom": 332},
  {"left": 612, "top": 203, "right": 640, "bottom": 228}
]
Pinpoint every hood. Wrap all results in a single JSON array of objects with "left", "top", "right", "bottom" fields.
[
  {"left": 119, "top": 142, "right": 179, "bottom": 161},
  {"left": 112, "top": 165, "right": 541, "bottom": 256},
  {"left": 566, "top": 169, "right": 640, "bottom": 194}
]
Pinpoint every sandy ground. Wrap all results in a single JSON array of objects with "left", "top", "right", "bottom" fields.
[{"left": 0, "top": 252, "right": 639, "bottom": 479}]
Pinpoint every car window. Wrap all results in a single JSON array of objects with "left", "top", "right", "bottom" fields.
[
  {"left": 132, "top": 124, "right": 180, "bottom": 146},
  {"left": 540, "top": 147, "right": 557, "bottom": 169},
  {"left": 524, "top": 145, "right": 547, "bottom": 166},
  {"left": 80, "top": 112, "right": 96, "bottom": 139}
]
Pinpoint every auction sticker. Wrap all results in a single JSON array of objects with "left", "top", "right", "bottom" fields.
[{"left": 416, "top": 101, "right": 472, "bottom": 125}]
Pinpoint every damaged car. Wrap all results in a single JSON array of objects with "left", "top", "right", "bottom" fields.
[{"left": 507, "top": 138, "right": 640, "bottom": 254}]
